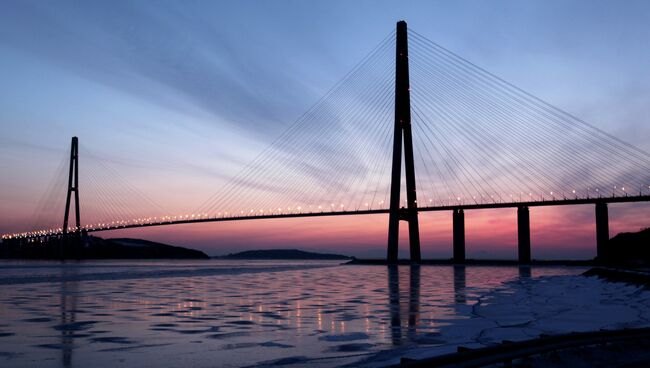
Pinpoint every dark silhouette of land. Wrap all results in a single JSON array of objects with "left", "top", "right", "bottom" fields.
[
  {"left": 605, "top": 227, "right": 650, "bottom": 265},
  {"left": 0, "top": 236, "right": 208, "bottom": 259},
  {"left": 215, "top": 249, "right": 350, "bottom": 260},
  {"left": 583, "top": 227, "right": 650, "bottom": 286},
  {"left": 105, "top": 238, "right": 209, "bottom": 259},
  {"left": 396, "top": 327, "right": 650, "bottom": 367}
]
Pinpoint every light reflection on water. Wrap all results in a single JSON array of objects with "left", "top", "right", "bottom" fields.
[{"left": 0, "top": 261, "right": 581, "bottom": 367}]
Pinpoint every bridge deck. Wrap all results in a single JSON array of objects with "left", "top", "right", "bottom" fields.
[
  {"left": 111, "top": 194, "right": 650, "bottom": 231},
  {"left": 6, "top": 195, "right": 647, "bottom": 239}
]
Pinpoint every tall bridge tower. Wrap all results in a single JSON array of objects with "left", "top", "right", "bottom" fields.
[{"left": 387, "top": 21, "right": 421, "bottom": 263}]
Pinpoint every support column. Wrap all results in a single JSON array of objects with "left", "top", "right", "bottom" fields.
[
  {"left": 517, "top": 206, "right": 531, "bottom": 263},
  {"left": 387, "top": 20, "right": 421, "bottom": 263},
  {"left": 595, "top": 201, "right": 609, "bottom": 261},
  {"left": 453, "top": 209, "right": 465, "bottom": 263}
]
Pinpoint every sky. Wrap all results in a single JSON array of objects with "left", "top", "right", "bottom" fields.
[{"left": 1, "top": 0, "right": 649, "bottom": 258}]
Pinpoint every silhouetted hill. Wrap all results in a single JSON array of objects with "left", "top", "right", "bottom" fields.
[
  {"left": 0, "top": 236, "right": 209, "bottom": 259},
  {"left": 605, "top": 228, "right": 650, "bottom": 265},
  {"left": 216, "top": 249, "right": 350, "bottom": 260},
  {"left": 103, "top": 238, "right": 209, "bottom": 259}
]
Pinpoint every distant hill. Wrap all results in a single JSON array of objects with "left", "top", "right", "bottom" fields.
[
  {"left": 104, "top": 238, "right": 209, "bottom": 259},
  {"left": 216, "top": 249, "right": 350, "bottom": 260},
  {"left": 0, "top": 236, "right": 209, "bottom": 259},
  {"left": 605, "top": 228, "right": 650, "bottom": 265}
]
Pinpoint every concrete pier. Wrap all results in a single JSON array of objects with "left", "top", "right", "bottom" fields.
[
  {"left": 453, "top": 209, "right": 465, "bottom": 263},
  {"left": 595, "top": 201, "right": 609, "bottom": 261},
  {"left": 518, "top": 206, "right": 531, "bottom": 263}
]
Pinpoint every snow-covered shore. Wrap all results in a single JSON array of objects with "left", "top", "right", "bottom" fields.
[{"left": 356, "top": 273, "right": 650, "bottom": 367}]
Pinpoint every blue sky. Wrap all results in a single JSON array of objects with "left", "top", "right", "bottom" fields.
[{"left": 1, "top": 1, "right": 649, "bottom": 257}]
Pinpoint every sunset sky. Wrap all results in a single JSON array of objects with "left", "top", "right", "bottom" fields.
[{"left": 1, "top": 0, "right": 649, "bottom": 258}]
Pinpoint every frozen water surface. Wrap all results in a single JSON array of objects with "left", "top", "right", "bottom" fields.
[{"left": 0, "top": 260, "right": 648, "bottom": 367}]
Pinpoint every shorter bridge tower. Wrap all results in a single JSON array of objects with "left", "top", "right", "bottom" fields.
[{"left": 62, "top": 136, "right": 81, "bottom": 236}]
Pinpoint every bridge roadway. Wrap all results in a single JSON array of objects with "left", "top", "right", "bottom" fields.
[
  {"left": 4, "top": 194, "right": 648, "bottom": 236},
  {"left": 5, "top": 194, "right": 649, "bottom": 262},
  {"left": 78, "top": 195, "right": 650, "bottom": 232},
  {"left": 81, "top": 194, "right": 649, "bottom": 233}
]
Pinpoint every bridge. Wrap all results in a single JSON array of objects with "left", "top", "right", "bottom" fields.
[{"left": 2, "top": 21, "right": 649, "bottom": 263}]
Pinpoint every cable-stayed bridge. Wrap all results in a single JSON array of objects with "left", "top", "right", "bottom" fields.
[{"left": 3, "top": 21, "right": 650, "bottom": 263}]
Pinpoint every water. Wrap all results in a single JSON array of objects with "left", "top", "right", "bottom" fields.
[{"left": 0, "top": 261, "right": 648, "bottom": 367}]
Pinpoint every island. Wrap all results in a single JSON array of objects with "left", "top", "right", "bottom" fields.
[
  {"left": 0, "top": 236, "right": 209, "bottom": 259},
  {"left": 215, "top": 249, "right": 351, "bottom": 260}
]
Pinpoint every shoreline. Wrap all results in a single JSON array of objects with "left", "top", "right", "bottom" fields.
[
  {"left": 393, "top": 327, "right": 650, "bottom": 367},
  {"left": 355, "top": 269, "right": 650, "bottom": 366}
]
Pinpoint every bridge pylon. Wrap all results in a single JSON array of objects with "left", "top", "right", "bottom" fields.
[
  {"left": 62, "top": 136, "right": 81, "bottom": 238},
  {"left": 387, "top": 21, "right": 421, "bottom": 264}
]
